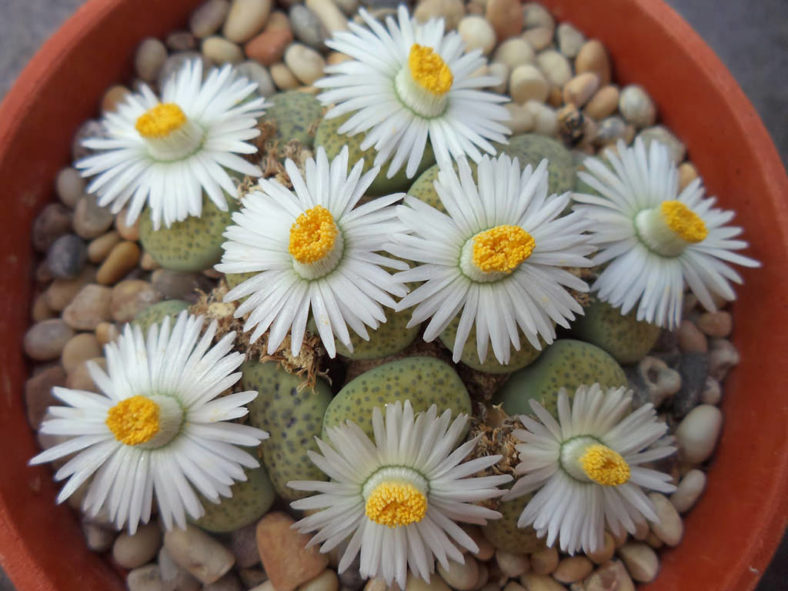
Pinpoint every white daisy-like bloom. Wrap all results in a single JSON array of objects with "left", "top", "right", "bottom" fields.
[
  {"left": 506, "top": 384, "right": 676, "bottom": 555},
  {"left": 216, "top": 146, "right": 408, "bottom": 358},
  {"left": 389, "top": 154, "right": 594, "bottom": 365},
  {"left": 573, "top": 139, "right": 760, "bottom": 328},
  {"left": 289, "top": 400, "right": 511, "bottom": 589},
  {"left": 29, "top": 312, "right": 268, "bottom": 534},
  {"left": 315, "top": 5, "right": 510, "bottom": 179},
  {"left": 77, "top": 59, "right": 267, "bottom": 230}
]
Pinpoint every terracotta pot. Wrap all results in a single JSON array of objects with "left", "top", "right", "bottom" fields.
[{"left": 0, "top": 0, "right": 785, "bottom": 589}]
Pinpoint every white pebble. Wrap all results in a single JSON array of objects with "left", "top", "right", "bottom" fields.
[
  {"left": 223, "top": 0, "right": 272, "bottom": 43},
  {"left": 457, "top": 16, "right": 497, "bottom": 56},
  {"left": 556, "top": 22, "right": 585, "bottom": 58},
  {"left": 493, "top": 38, "right": 535, "bottom": 69},
  {"left": 284, "top": 43, "right": 326, "bottom": 85},
  {"left": 306, "top": 0, "right": 349, "bottom": 33},
  {"left": 505, "top": 103, "right": 534, "bottom": 134},
  {"left": 270, "top": 63, "right": 300, "bottom": 90},
  {"left": 522, "top": 2, "right": 554, "bottom": 31},
  {"left": 487, "top": 62, "right": 509, "bottom": 94},
  {"left": 670, "top": 469, "right": 707, "bottom": 513},
  {"left": 437, "top": 556, "right": 479, "bottom": 590},
  {"left": 127, "top": 564, "right": 164, "bottom": 591},
  {"left": 112, "top": 522, "right": 162, "bottom": 569},
  {"left": 405, "top": 574, "right": 451, "bottom": 591},
  {"left": 496, "top": 549, "right": 530, "bottom": 578},
  {"left": 647, "top": 493, "right": 683, "bottom": 546},
  {"left": 190, "top": 0, "right": 231, "bottom": 38},
  {"left": 676, "top": 404, "right": 723, "bottom": 463},
  {"left": 510, "top": 64, "right": 549, "bottom": 103},
  {"left": 164, "top": 525, "right": 236, "bottom": 585},
  {"left": 617, "top": 543, "right": 659, "bottom": 583},
  {"left": 298, "top": 570, "right": 339, "bottom": 591},
  {"left": 55, "top": 167, "right": 85, "bottom": 208},
  {"left": 619, "top": 85, "right": 657, "bottom": 128},
  {"left": 535, "top": 50, "right": 572, "bottom": 87},
  {"left": 524, "top": 100, "right": 557, "bottom": 136},
  {"left": 414, "top": 0, "right": 466, "bottom": 30}
]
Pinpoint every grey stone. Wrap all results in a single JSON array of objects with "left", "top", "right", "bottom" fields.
[
  {"left": 32, "top": 203, "right": 72, "bottom": 252},
  {"left": 671, "top": 352, "right": 708, "bottom": 418},
  {"left": 46, "top": 234, "right": 87, "bottom": 279},
  {"left": 289, "top": 4, "right": 327, "bottom": 49}
]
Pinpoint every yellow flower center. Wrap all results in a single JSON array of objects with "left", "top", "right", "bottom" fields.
[
  {"left": 579, "top": 444, "right": 631, "bottom": 486},
  {"left": 472, "top": 225, "right": 536, "bottom": 274},
  {"left": 288, "top": 206, "right": 339, "bottom": 264},
  {"left": 659, "top": 200, "right": 708, "bottom": 244},
  {"left": 365, "top": 481, "right": 428, "bottom": 528},
  {"left": 135, "top": 103, "right": 187, "bottom": 139},
  {"left": 106, "top": 395, "right": 160, "bottom": 446},
  {"left": 408, "top": 44, "right": 453, "bottom": 96}
]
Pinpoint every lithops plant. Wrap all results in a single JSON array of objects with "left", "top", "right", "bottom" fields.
[
  {"left": 495, "top": 133, "right": 576, "bottom": 194},
  {"left": 495, "top": 339, "right": 627, "bottom": 416},
  {"left": 571, "top": 299, "right": 662, "bottom": 364},
  {"left": 132, "top": 299, "right": 190, "bottom": 331},
  {"left": 139, "top": 197, "right": 236, "bottom": 272},
  {"left": 322, "top": 356, "right": 472, "bottom": 438},
  {"left": 314, "top": 113, "right": 435, "bottom": 196},
  {"left": 333, "top": 308, "right": 421, "bottom": 360},
  {"left": 193, "top": 466, "right": 276, "bottom": 533},
  {"left": 439, "top": 315, "right": 543, "bottom": 374},
  {"left": 262, "top": 90, "right": 324, "bottom": 154},
  {"left": 482, "top": 493, "right": 547, "bottom": 554},
  {"left": 241, "top": 360, "right": 332, "bottom": 501}
]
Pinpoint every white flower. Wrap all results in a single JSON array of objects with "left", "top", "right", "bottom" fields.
[
  {"left": 573, "top": 139, "right": 760, "bottom": 329},
  {"left": 506, "top": 384, "right": 676, "bottom": 555},
  {"left": 389, "top": 154, "right": 594, "bottom": 365},
  {"left": 315, "top": 5, "right": 510, "bottom": 179},
  {"left": 30, "top": 312, "right": 268, "bottom": 534},
  {"left": 289, "top": 400, "right": 511, "bottom": 589},
  {"left": 77, "top": 60, "right": 267, "bottom": 229},
  {"left": 216, "top": 146, "right": 408, "bottom": 358}
]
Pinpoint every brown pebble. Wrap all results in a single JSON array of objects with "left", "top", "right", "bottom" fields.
[
  {"left": 617, "top": 542, "right": 659, "bottom": 583},
  {"left": 24, "top": 319, "right": 75, "bottom": 361},
  {"left": 63, "top": 284, "right": 113, "bottom": 330},
  {"left": 518, "top": 574, "right": 565, "bottom": 591},
  {"left": 270, "top": 62, "right": 300, "bottom": 90},
  {"left": 584, "top": 561, "right": 635, "bottom": 591},
  {"left": 113, "top": 522, "right": 163, "bottom": 569},
  {"left": 87, "top": 231, "right": 121, "bottom": 264},
  {"left": 245, "top": 28, "right": 293, "bottom": 66},
  {"left": 55, "top": 167, "right": 85, "bottom": 208},
  {"left": 66, "top": 357, "right": 106, "bottom": 392},
  {"left": 256, "top": 512, "right": 328, "bottom": 591},
  {"left": 485, "top": 0, "right": 523, "bottom": 41},
  {"left": 575, "top": 39, "right": 611, "bottom": 86},
  {"left": 102, "top": 86, "right": 130, "bottom": 114},
  {"left": 529, "top": 546, "right": 558, "bottom": 575},
  {"left": 116, "top": 210, "right": 141, "bottom": 241},
  {"left": 45, "top": 266, "right": 97, "bottom": 312},
  {"left": 586, "top": 532, "right": 616, "bottom": 565},
  {"left": 95, "top": 322, "right": 121, "bottom": 346},
  {"left": 96, "top": 241, "right": 141, "bottom": 285},
  {"left": 677, "top": 319, "right": 708, "bottom": 353},
  {"left": 553, "top": 556, "right": 593, "bottom": 584},
  {"left": 140, "top": 251, "right": 161, "bottom": 270},
  {"left": 32, "top": 293, "right": 55, "bottom": 322},
  {"left": 264, "top": 10, "right": 291, "bottom": 32},
  {"left": 584, "top": 85, "right": 619, "bottom": 120},
  {"left": 696, "top": 311, "right": 732, "bottom": 338},
  {"left": 563, "top": 72, "right": 600, "bottom": 108},
  {"left": 61, "top": 333, "right": 102, "bottom": 374},
  {"left": 111, "top": 279, "right": 162, "bottom": 323},
  {"left": 25, "top": 365, "right": 67, "bottom": 428}
]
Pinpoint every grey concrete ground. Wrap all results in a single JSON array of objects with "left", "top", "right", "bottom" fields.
[{"left": 0, "top": 0, "right": 785, "bottom": 589}]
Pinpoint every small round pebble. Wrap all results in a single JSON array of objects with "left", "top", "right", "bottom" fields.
[
  {"left": 510, "top": 64, "right": 549, "bottom": 104},
  {"left": 677, "top": 319, "right": 708, "bottom": 353},
  {"left": 553, "top": 556, "right": 593, "bottom": 584},
  {"left": 486, "top": 0, "right": 523, "bottom": 42},
  {"left": 246, "top": 28, "right": 294, "bottom": 66},
  {"left": 697, "top": 311, "right": 733, "bottom": 338},
  {"left": 191, "top": 0, "right": 231, "bottom": 38},
  {"left": 536, "top": 49, "right": 572, "bottom": 87},
  {"left": 617, "top": 542, "right": 659, "bottom": 583},
  {"left": 166, "top": 30, "right": 198, "bottom": 51},
  {"left": 284, "top": 43, "right": 326, "bottom": 85},
  {"left": 494, "top": 38, "right": 535, "bottom": 69},
  {"left": 437, "top": 556, "right": 479, "bottom": 590},
  {"left": 88, "top": 231, "right": 121, "bottom": 264},
  {"left": 62, "top": 284, "right": 113, "bottom": 330},
  {"left": 202, "top": 36, "right": 244, "bottom": 63},
  {"left": 457, "top": 16, "right": 496, "bottom": 55},
  {"left": 619, "top": 84, "right": 657, "bottom": 128},
  {"left": 563, "top": 72, "right": 600, "bottom": 107},
  {"left": 505, "top": 103, "right": 535, "bottom": 134},
  {"left": 524, "top": 100, "right": 558, "bottom": 136},
  {"left": 575, "top": 39, "right": 611, "bottom": 86},
  {"left": 82, "top": 522, "right": 117, "bottom": 553},
  {"left": 270, "top": 62, "right": 300, "bottom": 90},
  {"left": 529, "top": 546, "right": 558, "bottom": 575},
  {"left": 95, "top": 321, "right": 120, "bottom": 346},
  {"left": 414, "top": 0, "right": 465, "bottom": 29},
  {"left": 638, "top": 125, "right": 686, "bottom": 162},
  {"left": 586, "top": 532, "right": 616, "bottom": 564},
  {"left": 584, "top": 84, "right": 620, "bottom": 120},
  {"left": 522, "top": 2, "right": 554, "bottom": 30},
  {"left": 164, "top": 525, "right": 236, "bottom": 585},
  {"left": 647, "top": 492, "right": 683, "bottom": 547},
  {"left": 46, "top": 234, "right": 87, "bottom": 279},
  {"left": 708, "top": 338, "right": 740, "bottom": 381},
  {"left": 670, "top": 469, "right": 707, "bottom": 513},
  {"left": 676, "top": 404, "right": 723, "bottom": 463},
  {"left": 24, "top": 319, "right": 75, "bottom": 361},
  {"left": 112, "top": 522, "right": 163, "bottom": 569},
  {"left": 61, "top": 333, "right": 102, "bottom": 374},
  {"left": 518, "top": 574, "right": 565, "bottom": 591},
  {"left": 73, "top": 194, "right": 114, "bottom": 240},
  {"left": 297, "top": 570, "right": 339, "bottom": 591},
  {"left": 557, "top": 22, "right": 585, "bottom": 57},
  {"left": 32, "top": 203, "right": 72, "bottom": 252},
  {"left": 404, "top": 575, "right": 451, "bottom": 591},
  {"left": 289, "top": 4, "right": 328, "bottom": 49},
  {"left": 111, "top": 279, "right": 161, "bottom": 323},
  {"left": 96, "top": 241, "right": 141, "bottom": 285},
  {"left": 495, "top": 549, "right": 529, "bottom": 578},
  {"left": 223, "top": 0, "right": 272, "bottom": 42},
  {"left": 523, "top": 26, "right": 553, "bottom": 51},
  {"left": 116, "top": 210, "right": 140, "bottom": 241},
  {"left": 55, "top": 167, "right": 85, "bottom": 208},
  {"left": 45, "top": 266, "right": 96, "bottom": 312},
  {"left": 306, "top": 0, "right": 349, "bottom": 33},
  {"left": 135, "top": 37, "right": 168, "bottom": 82}
]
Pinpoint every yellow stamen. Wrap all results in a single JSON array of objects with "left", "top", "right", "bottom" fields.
[
  {"left": 472, "top": 225, "right": 535, "bottom": 274},
  {"left": 135, "top": 103, "right": 187, "bottom": 139},
  {"left": 579, "top": 444, "right": 631, "bottom": 486},
  {"left": 106, "top": 395, "right": 160, "bottom": 446},
  {"left": 365, "top": 481, "right": 427, "bottom": 528},
  {"left": 289, "top": 206, "right": 339, "bottom": 264},
  {"left": 408, "top": 44, "right": 453, "bottom": 96},
  {"left": 659, "top": 200, "right": 708, "bottom": 244}
]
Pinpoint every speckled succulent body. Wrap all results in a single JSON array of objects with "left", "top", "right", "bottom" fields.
[
  {"left": 242, "top": 360, "right": 332, "bottom": 501},
  {"left": 139, "top": 196, "right": 236, "bottom": 272},
  {"left": 322, "top": 356, "right": 471, "bottom": 439},
  {"left": 495, "top": 133, "right": 576, "bottom": 194},
  {"left": 132, "top": 299, "right": 190, "bottom": 332},
  {"left": 333, "top": 308, "right": 420, "bottom": 360},
  {"left": 315, "top": 113, "right": 435, "bottom": 196},
  {"left": 193, "top": 466, "right": 275, "bottom": 533},
  {"left": 482, "top": 494, "right": 547, "bottom": 554},
  {"left": 572, "top": 300, "right": 662, "bottom": 364},
  {"left": 264, "top": 91, "right": 323, "bottom": 153},
  {"left": 495, "top": 339, "right": 627, "bottom": 416}
]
